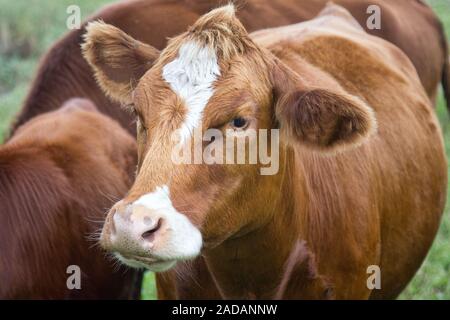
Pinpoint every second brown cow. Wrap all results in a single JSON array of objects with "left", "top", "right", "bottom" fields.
[{"left": 0, "top": 98, "right": 139, "bottom": 299}]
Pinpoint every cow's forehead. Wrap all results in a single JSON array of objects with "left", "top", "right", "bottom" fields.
[
  {"left": 134, "top": 29, "right": 268, "bottom": 138},
  {"left": 148, "top": 41, "right": 222, "bottom": 141}
]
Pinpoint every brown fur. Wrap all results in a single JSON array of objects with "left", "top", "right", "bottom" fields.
[
  {"left": 274, "top": 241, "right": 334, "bottom": 300},
  {"left": 87, "top": 5, "right": 447, "bottom": 300},
  {"left": 0, "top": 98, "right": 141, "bottom": 299},
  {"left": 271, "top": 57, "right": 377, "bottom": 153},
  {"left": 444, "top": 54, "right": 450, "bottom": 113},
  {"left": 7, "top": 0, "right": 449, "bottom": 140},
  {"left": 82, "top": 21, "right": 160, "bottom": 104}
]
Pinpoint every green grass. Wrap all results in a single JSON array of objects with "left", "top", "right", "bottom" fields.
[
  {"left": 430, "top": 0, "right": 450, "bottom": 32},
  {"left": 0, "top": 0, "right": 110, "bottom": 140},
  {"left": 141, "top": 271, "right": 157, "bottom": 300},
  {"left": 0, "top": 0, "right": 449, "bottom": 300}
]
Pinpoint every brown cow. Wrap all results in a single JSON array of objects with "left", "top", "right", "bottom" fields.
[
  {"left": 0, "top": 98, "right": 140, "bottom": 299},
  {"left": 83, "top": 4, "right": 447, "bottom": 299},
  {"left": 7, "top": 0, "right": 449, "bottom": 139}
]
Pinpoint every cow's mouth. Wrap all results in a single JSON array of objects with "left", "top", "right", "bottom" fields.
[{"left": 115, "top": 252, "right": 177, "bottom": 272}]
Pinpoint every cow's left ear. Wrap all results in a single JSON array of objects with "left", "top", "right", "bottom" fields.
[
  {"left": 82, "top": 21, "right": 160, "bottom": 104},
  {"left": 272, "top": 61, "right": 377, "bottom": 153}
]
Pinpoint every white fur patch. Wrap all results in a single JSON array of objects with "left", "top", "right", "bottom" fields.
[
  {"left": 132, "top": 185, "right": 203, "bottom": 261},
  {"left": 162, "top": 41, "right": 220, "bottom": 142}
]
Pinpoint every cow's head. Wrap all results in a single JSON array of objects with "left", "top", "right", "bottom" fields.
[{"left": 82, "top": 5, "right": 376, "bottom": 271}]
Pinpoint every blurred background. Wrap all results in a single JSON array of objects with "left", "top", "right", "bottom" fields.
[{"left": 0, "top": 0, "right": 449, "bottom": 299}]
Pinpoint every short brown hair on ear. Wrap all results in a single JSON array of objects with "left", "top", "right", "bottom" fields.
[
  {"left": 272, "top": 61, "right": 377, "bottom": 153},
  {"left": 81, "top": 21, "right": 160, "bottom": 104}
]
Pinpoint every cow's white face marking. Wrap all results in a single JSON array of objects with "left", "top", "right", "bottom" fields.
[
  {"left": 130, "top": 185, "right": 202, "bottom": 263},
  {"left": 162, "top": 41, "right": 220, "bottom": 142}
]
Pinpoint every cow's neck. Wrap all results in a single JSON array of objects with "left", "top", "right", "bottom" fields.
[{"left": 203, "top": 150, "right": 304, "bottom": 299}]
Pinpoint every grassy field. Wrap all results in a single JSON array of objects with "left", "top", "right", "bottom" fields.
[{"left": 0, "top": 0, "right": 449, "bottom": 300}]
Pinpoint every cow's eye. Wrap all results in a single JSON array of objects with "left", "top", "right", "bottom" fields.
[{"left": 230, "top": 117, "right": 248, "bottom": 129}]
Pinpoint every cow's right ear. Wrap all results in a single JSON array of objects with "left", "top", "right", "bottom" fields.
[
  {"left": 271, "top": 59, "right": 377, "bottom": 153},
  {"left": 82, "top": 21, "right": 160, "bottom": 104}
]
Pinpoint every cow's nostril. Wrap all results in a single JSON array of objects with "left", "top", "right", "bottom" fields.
[{"left": 141, "top": 218, "right": 162, "bottom": 242}]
